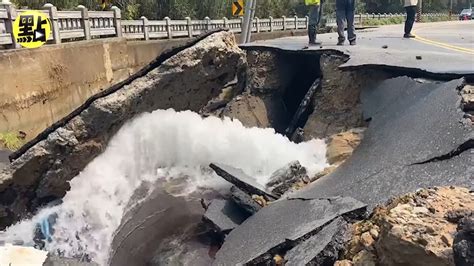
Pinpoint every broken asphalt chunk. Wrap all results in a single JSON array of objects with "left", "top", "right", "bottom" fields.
[
  {"left": 213, "top": 196, "right": 366, "bottom": 265},
  {"left": 203, "top": 199, "right": 250, "bottom": 234},
  {"left": 285, "top": 217, "right": 349, "bottom": 266},
  {"left": 265, "top": 161, "right": 309, "bottom": 196},
  {"left": 230, "top": 186, "right": 262, "bottom": 215},
  {"left": 209, "top": 163, "right": 278, "bottom": 200}
]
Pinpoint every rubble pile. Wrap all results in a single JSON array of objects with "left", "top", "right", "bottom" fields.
[
  {"left": 337, "top": 186, "right": 474, "bottom": 266},
  {"left": 203, "top": 162, "right": 367, "bottom": 265},
  {"left": 203, "top": 163, "right": 473, "bottom": 266}
]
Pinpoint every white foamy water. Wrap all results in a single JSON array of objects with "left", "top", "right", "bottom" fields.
[{"left": 1, "top": 109, "right": 328, "bottom": 265}]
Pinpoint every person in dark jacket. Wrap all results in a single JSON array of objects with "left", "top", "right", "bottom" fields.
[
  {"left": 404, "top": 0, "right": 418, "bottom": 38},
  {"left": 336, "top": 0, "right": 356, "bottom": 45}
]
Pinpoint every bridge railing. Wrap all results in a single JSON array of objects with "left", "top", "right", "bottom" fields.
[
  {"left": 0, "top": 2, "right": 451, "bottom": 50},
  {"left": 327, "top": 12, "right": 452, "bottom": 25}
]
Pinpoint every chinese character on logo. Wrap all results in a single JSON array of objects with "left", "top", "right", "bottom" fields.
[
  {"left": 34, "top": 15, "right": 47, "bottom": 42},
  {"left": 18, "top": 15, "right": 34, "bottom": 39},
  {"left": 13, "top": 11, "right": 51, "bottom": 48}
]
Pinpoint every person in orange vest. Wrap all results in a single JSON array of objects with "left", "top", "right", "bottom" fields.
[
  {"left": 404, "top": 0, "right": 418, "bottom": 38},
  {"left": 305, "top": 0, "right": 322, "bottom": 45}
]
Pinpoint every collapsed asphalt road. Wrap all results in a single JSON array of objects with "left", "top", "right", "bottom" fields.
[
  {"left": 210, "top": 77, "right": 473, "bottom": 264},
  {"left": 294, "top": 77, "right": 472, "bottom": 206},
  {"left": 0, "top": 27, "right": 472, "bottom": 265}
]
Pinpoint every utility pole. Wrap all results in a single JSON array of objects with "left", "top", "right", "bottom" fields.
[
  {"left": 240, "top": 0, "right": 255, "bottom": 44},
  {"left": 245, "top": 0, "right": 257, "bottom": 43},
  {"left": 449, "top": 0, "right": 452, "bottom": 18}
]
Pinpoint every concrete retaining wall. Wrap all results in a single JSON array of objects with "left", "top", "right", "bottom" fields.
[
  {"left": 0, "top": 30, "right": 306, "bottom": 141},
  {"left": 0, "top": 37, "right": 189, "bottom": 140}
]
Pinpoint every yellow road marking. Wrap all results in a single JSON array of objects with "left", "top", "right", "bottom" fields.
[{"left": 412, "top": 30, "right": 474, "bottom": 55}]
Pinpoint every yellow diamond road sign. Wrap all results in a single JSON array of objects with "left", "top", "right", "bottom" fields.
[
  {"left": 13, "top": 10, "right": 51, "bottom": 49},
  {"left": 232, "top": 0, "right": 244, "bottom": 17}
]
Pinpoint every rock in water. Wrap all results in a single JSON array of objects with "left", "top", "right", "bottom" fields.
[
  {"left": 230, "top": 186, "right": 262, "bottom": 215},
  {"left": 285, "top": 217, "right": 349, "bottom": 266},
  {"left": 453, "top": 215, "right": 474, "bottom": 266},
  {"left": 265, "top": 161, "right": 309, "bottom": 196},
  {"left": 209, "top": 163, "right": 278, "bottom": 200},
  {"left": 203, "top": 199, "right": 250, "bottom": 234},
  {"left": 0, "top": 31, "right": 247, "bottom": 227}
]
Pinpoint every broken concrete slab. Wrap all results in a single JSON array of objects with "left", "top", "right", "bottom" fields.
[
  {"left": 294, "top": 77, "right": 472, "bottom": 207},
  {"left": 230, "top": 186, "right": 262, "bottom": 215},
  {"left": 213, "top": 196, "right": 366, "bottom": 265},
  {"left": 203, "top": 199, "right": 250, "bottom": 234},
  {"left": 209, "top": 163, "right": 278, "bottom": 200},
  {"left": 285, "top": 217, "right": 348, "bottom": 266},
  {"left": 265, "top": 161, "right": 309, "bottom": 196}
]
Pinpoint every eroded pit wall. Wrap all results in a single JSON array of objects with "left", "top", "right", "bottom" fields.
[
  {"left": 220, "top": 49, "right": 322, "bottom": 133},
  {"left": 0, "top": 31, "right": 246, "bottom": 228},
  {"left": 219, "top": 48, "right": 392, "bottom": 139}
]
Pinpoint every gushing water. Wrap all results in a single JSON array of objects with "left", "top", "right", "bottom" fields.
[{"left": 1, "top": 109, "right": 328, "bottom": 264}]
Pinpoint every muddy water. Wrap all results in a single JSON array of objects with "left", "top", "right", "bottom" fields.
[
  {"left": 109, "top": 181, "right": 217, "bottom": 266},
  {"left": 0, "top": 109, "right": 327, "bottom": 264}
]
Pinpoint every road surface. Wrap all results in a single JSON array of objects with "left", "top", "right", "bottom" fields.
[{"left": 242, "top": 21, "right": 474, "bottom": 76}]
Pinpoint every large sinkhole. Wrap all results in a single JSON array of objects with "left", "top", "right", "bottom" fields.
[{"left": 0, "top": 34, "right": 379, "bottom": 265}]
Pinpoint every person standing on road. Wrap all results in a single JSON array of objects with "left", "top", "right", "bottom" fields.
[
  {"left": 305, "top": 0, "right": 322, "bottom": 45},
  {"left": 404, "top": 0, "right": 418, "bottom": 38},
  {"left": 336, "top": 0, "right": 357, "bottom": 45}
]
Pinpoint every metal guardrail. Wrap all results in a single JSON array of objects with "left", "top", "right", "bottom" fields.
[{"left": 0, "top": 2, "right": 450, "bottom": 50}]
